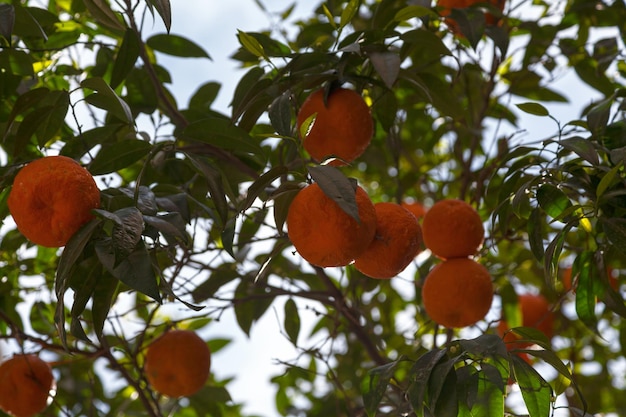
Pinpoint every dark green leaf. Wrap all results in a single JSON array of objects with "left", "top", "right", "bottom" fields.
[
  {"left": 408, "top": 349, "right": 448, "bottom": 415},
  {"left": 111, "top": 29, "right": 140, "bottom": 89},
  {"left": 369, "top": 51, "right": 401, "bottom": 89},
  {"left": 147, "top": 33, "right": 211, "bottom": 59},
  {"left": 307, "top": 165, "right": 359, "bottom": 223},
  {"left": 83, "top": 0, "right": 124, "bottom": 31},
  {"left": 516, "top": 102, "right": 550, "bottom": 117},
  {"left": 0, "top": 4, "right": 15, "bottom": 41},
  {"left": 528, "top": 207, "right": 545, "bottom": 261},
  {"left": 234, "top": 278, "right": 274, "bottom": 336},
  {"left": 147, "top": 0, "right": 171, "bottom": 32},
  {"left": 241, "top": 166, "right": 288, "bottom": 212},
  {"left": 81, "top": 77, "right": 133, "bottom": 123},
  {"left": 185, "top": 155, "right": 229, "bottom": 225},
  {"left": 188, "top": 82, "right": 221, "bottom": 110},
  {"left": 364, "top": 360, "right": 399, "bottom": 416},
  {"left": 558, "top": 136, "right": 600, "bottom": 166},
  {"left": 268, "top": 92, "right": 293, "bottom": 137},
  {"left": 89, "top": 139, "right": 152, "bottom": 175},
  {"left": 0, "top": 49, "right": 34, "bottom": 76},
  {"left": 91, "top": 271, "right": 119, "bottom": 340},
  {"left": 283, "top": 298, "right": 300, "bottom": 345},
  {"left": 181, "top": 117, "right": 264, "bottom": 156},
  {"left": 112, "top": 245, "right": 161, "bottom": 303},
  {"left": 112, "top": 207, "right": 143, "bottom": 255},
  {"left": 143, "top": 213, "right": 189, "bottom": 244},
  {"left": 600, "top": 217, "right": 626, "bottom": 255}
]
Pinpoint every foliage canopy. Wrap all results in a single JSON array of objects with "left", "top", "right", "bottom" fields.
[{"left": 1, "top": 0, "right": 626, "bottom": 416}]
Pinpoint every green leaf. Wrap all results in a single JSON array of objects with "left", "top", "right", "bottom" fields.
[
  {"left": 147, "top": 33, "right": 211, "bottom": 59},
  {"left": 143, "top": 213, "right": 189, "bottom": 244},
  {"left": 516, "top": 102, "right": 550, "bottom": 117},
  {"left": 394, "top": 5, "right": 436, "bottom": 22},
  {"left": 188, "top": 82, "right": 221, "bottom": 110},
  {"left": 283, "top": 298, "right": 300, "bottom": 345},
  {"left": 191, "top": 263, "right": 239, "bottom": 303},
  {"left": 0, "top": 49, "right": 34, "bottom": 76},
  {"left": 81, "top": 77, "right": 133, "bottom": 123},
  {"left": 181, "top": 117, "right": 264, "bottom": 156},
  {"left": 83, "top": 0, "right": 124, "bottom": 31},
  {"left": 558, "top": 136, "right": 600, "bottom": 166},
  {"left": 234, "top": 278, "right": 274, "bottom": 337},
  {"left": 237, "top": 30, "right": 266, "bottom": 59},
  {"left": 268, "top": 92, "right": 293, "bottom": 137},
  {"left": 597, "top": 162, "right": 622, "bottom": 199},
  {"left": 185, "top": 155, "right": 229, "bottom": 226},
  {"left": 339, "top": 0, "right": 359, "bottom": 30},
  {"left": 428, "top": 358, "right": 459, "bottom": 416},
  {"left": 511, "top": 355, "right": 552, "bottom": 417},
  {"left": 471, "top": 363, "right": 505, "bottom": 416},
  {"left": 147, "top": 0, "right": 171, "bottom": 32},
  {"left": 527, "top": 207, "right": 545, "bottom": 261},
  {"left": 112, "top": 245, "right": 162, "bottom": 303},
  {"left": 0, "top": 4, "right": 15, "bottom": 41},
  {"left": 307, "top": 165, "right": 360, "bottom": 223},
  {"left": 408, "top": 349, "right": 448, "bottom": 415},
  {"left": 369, "top": 51, "right": 400, "bottom": 89},
  {"left": 111, "top": 207, "right": 143, "bottom": 255},
  {"left": 89, "top": 139, "right": 152, "bottom": 175},
  {"left": 91, "top": 270, "right": 119, "bottom": 340},
  {"left": 241, "top": 166, "right": 288, "bottom": 213},
  {"left": 600, "top": 217, "right": 626, "bottom": 255},
  {"left": 363, "top": 360, "right": 398, "bottom": 416},
  {"left": 536, "top": 184, "right": 572, "bottom": 221},
  {"left": 111, "top": 29, "right": 140, "bottom": 89}
]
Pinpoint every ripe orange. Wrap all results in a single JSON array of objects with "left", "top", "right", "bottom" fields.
[
  {"left": 421, "top": 199, "right": 484, "bottom": 259},
  {"left": 286, "top": 183, "right": 377, "bottom": 267},
  {"left": 296, "top": 87, "right": 373, "bottom": 165},
  {"left": 7, "top": 155, "right": 100, "bottom": 247},
  {"left": 437, "top": 0, "right": 506, "bottom": 34},
  {"left": 0, "top": 354, "right": 55, "bottom": 417},
  {"left": 144, "top": 329, "right": 211, "bottom": 397},
  {"left": 421, "top": 257, "right": 494, "bottom": 328},
  {"left": 354, "top": 203, "right": 423, "bottom": 279},
  {"left": 497, "top": 293, "right": 555, "bottom": 350}
]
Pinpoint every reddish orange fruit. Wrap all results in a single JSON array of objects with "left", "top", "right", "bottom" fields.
[
  {"left": 437, "top": 0, "right": 506, "bottom": 34},
  {"left": 497, "top": 293, "right": 555, "bottom": 351},
  {"left": 286, "top": 183, "right": 377, "bottom": 267},
  {"left": 7, "top": 155, "right": 100, "bottom": 247},
  {"left": 401, "top": 201, "right": 427, "bottom": 220},
  {"left": 421, "top": 199, "right": 484, "bottom": 259},
  {"left": 144, "top": 330, "right": 211, "bottom": 397},
  {"left": 296, "top": 87, "right": 373, "bottom": 165},
  {"left": 0, "top": 354, "right": 55, "bottom": 417},
  {"left": 354, "top": 202, "right": 423, "bottom": 279},
  {"left": 421, "top": 257, "right": 494, "bottom": 328}
]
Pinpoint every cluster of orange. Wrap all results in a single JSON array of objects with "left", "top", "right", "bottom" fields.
[
  {"left": 420, "top": 199, "right": 493, "bottom": 328},
  {"left": 0, "top": 329, "right": 211, "bottom": 415},
  {"left": 287, "top": 87, "right": 424, "bottom": 279}
]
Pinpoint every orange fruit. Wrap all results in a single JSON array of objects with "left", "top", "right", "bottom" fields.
[
  {"left": 421, "top": 257, "right": 494, "bottom": 328},
  {"left": 296, "top": 87, "right": 373, "bottom": 165},
  {"left": 354, "top": 202, "right": 422, "bottom": 279},
  {"left": 497, "top": 293, "right": 554, "bottom": 350},
  {"left": 401, "top": 201, "right": 427, "bottom": 221},
  {"left": 437, "top": 0, "right": 506, "bottom": 34},
  {"left": 421, "top": 199, "right": 484, "bottom": 259},
  {"left": 7, "top": 155, "right": 100, "bottom": 247},
  {"left": 144, "top": 330, "right": 211, "bottom": 397},
  {"left": 286, "top": 183, "right": 377, "bottom": 267},
  {"left": 0, "top": 354, "right": 55, "bottom": 417}
]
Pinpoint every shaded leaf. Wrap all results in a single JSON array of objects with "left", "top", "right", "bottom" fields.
[
  {"left": 558, "top": 136, "right": 600, "bottom": 166},
  {"left": 147, "top": 0, "right": 171, "bottom": 32},
  {"left": 147, "top": 33, "right": 211, "bottom": 59},
  {"left": 83, "top": 0, "right": 124, "bottom": 31},
  {"left": 369, "top": 51, "right": 401, "bottom": 89},
  {"left": 81, "top": 77, "right": 133, "bottom": 123},
  {"left": 364, "top": 360, "right": 399, "bottom": 416},
  {"left": 516, "top": 102, "right": 550, "bottom": 117},
  {"left": 89, "top": 139, "right": 152, "bottom": 175},
  {"left": 307, "top": 165, "right": 359, "bottom": 223},
  {"left": 283, "top": 298, "right": 300, "bottom": 345},
  {"left": 111, "top": 29, "right": 140, "bottom": 89}
]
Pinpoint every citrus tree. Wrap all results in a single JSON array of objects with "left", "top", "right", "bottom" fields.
[{"left": 1, "top": 0, "right": 626, "bottom": 416}]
